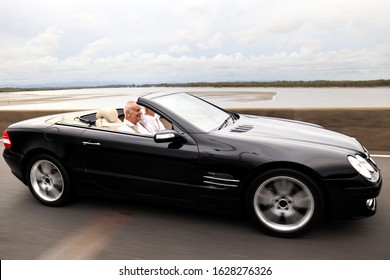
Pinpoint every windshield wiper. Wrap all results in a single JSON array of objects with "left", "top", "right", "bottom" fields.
[{"left": 218, "top": 115, "right": 233, "bottom": 130}]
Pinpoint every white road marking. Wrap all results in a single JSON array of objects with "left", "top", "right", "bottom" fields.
[{"left": 371, "top": 154, "right": 390, "bottom": 158}]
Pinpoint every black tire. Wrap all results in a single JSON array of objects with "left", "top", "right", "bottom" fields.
[
  {"left": 246, "top": 169, "right": 324, "bottom": 237},
  {"left": 27, "top": 154, "right": 71, "bottom": 206}
]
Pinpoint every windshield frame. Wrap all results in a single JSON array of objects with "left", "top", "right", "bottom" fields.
[{"left": 139, "top": 92, "right": 236, "bottom": 133}]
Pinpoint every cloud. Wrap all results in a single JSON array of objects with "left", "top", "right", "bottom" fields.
[
  {"left": 0, "top": 26, "right": 62, "bottom": 60},
  {"left": 2, "top": 45, "right": 388, "bottom": 85},
  {"left": 168, "top": 44, "right": 192, "bottom": 54},
  {"left": 196, "top": 32, "right": 225, "bottom": 51},
  {"left": 79, "top": 37, "right": 118, "bottom": 58},
  {"left": 0, "top": 0, "right": 389, "bottom": 86}
]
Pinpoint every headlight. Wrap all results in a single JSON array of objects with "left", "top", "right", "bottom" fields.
[{"left": 348, "top": 154, "right": 379, "bottom": 182}]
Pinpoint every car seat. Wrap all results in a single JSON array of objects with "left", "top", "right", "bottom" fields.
[{"left": 95, "top": 108, "right": 122, "bottom": 130}]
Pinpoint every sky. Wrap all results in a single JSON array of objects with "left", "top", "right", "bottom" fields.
[{"left": 0, "top": 0, "right": 389, "bottom": 86}]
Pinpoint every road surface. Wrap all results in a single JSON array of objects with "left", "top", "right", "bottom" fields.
[{"left": 0, "top": 147, "right": 389, "bottom": 260}]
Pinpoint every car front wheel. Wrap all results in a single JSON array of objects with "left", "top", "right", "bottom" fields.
[
  {"left": 246, "top": 169, "right": 324, "bottom": 237},
  {"left": 27, "top": 155, "right": 71, "bottom": 206}
]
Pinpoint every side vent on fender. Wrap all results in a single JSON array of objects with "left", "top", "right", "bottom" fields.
[
  {"left": 230, "top": 125, "right": 253, "bottom": 133},
  {"left": 203, "top": 172, "right": 240, "bottom": 189}
]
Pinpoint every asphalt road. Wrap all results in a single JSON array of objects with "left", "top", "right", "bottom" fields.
[{"left": 0, "top": 147, "right": 389, "bottom": 260}]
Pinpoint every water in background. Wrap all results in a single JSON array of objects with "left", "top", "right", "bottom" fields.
[{"left": 0, "top": 87, "right": 389, "bottom": 110}]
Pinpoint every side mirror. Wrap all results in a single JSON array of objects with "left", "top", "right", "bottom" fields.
[{"left": 154, "top": 130, "right": 185, "bottom": 143}]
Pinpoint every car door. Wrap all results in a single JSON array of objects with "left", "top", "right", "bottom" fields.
[{"left": 79, "top": 128, "right": 200, "bottom": 201}]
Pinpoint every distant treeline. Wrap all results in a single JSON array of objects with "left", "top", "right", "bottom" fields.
[
  {"left": 1, "top": 79, "right": 389, "bottom": 92},
  {"left": 0, "top": 84, "right": 134, "bottom": 93},
  {"left": 145, "top": 79, "right": 390, "bottom": 88}
]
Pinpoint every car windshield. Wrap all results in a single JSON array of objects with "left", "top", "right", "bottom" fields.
[{"left": 151, "top": 93, "right": 232, "bottom": 132}]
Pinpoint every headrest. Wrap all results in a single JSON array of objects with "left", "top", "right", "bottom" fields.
[{"left": 96, "top": 108, "right": 119, "bottom": 123}]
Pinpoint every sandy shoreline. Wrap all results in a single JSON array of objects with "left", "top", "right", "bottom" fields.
[
  {"left": 0, "top": 87, "right": 389, "bottom": 110},
  {"left": 0, "top": 89, "right": 277, "bottom": 110}
]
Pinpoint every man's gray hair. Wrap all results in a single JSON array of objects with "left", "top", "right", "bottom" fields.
[{"left": 124, "top": 100, "right": 137, "bottom": 114}]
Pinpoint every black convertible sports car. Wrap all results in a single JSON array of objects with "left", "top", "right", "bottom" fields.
[{"left": 2, "top": 91, "right": 382, "bottom": 237}]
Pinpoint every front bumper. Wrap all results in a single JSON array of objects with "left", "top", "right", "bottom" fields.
[{"left": 324, "top": 173, "right": 382, "bottom": 219}]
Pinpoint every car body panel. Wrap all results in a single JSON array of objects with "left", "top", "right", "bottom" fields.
[
  {"left": 79, "top": 128, "right": 200, "bottom": 201},
  {"left": 2, "top": 92, "right": 382, "bottom": 224}
]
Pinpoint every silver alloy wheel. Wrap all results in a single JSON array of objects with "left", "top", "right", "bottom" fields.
[
  {"left": 30, "top": 159, "right": 64, "bottom": 202},
  {"left": 253, "top": 176, "right": 315, "bottom": 233}
]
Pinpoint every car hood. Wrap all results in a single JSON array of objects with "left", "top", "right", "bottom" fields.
[{"left": 220, "top": 114, "right": 363, "bottom": 152}]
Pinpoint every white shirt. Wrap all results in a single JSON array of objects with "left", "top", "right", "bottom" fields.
[
  {"left": 118, "top": 119, "right": 151, "bottom": 135},
  {"left": 141, "top": 114, "right": 165, "bottom": 134}
]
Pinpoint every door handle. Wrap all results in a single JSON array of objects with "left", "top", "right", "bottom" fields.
[{"left": 82, "top": 141, "right": 101, "bottom": 147}]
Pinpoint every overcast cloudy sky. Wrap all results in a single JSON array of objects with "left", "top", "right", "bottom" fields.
[{"left": 0, "top": 0, "right": 389, "bottom": 86}]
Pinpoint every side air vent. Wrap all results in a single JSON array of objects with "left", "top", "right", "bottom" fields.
[
  {"left": 203, "top": 172, "right": 240, "bottom": 189},
  {"left": 230, "top": 125, "right": 254, "bottom": 133}
]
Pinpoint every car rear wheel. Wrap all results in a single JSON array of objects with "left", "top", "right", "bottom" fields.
[
  {"left": 246, "top": 169, "right": 324, "bottom": 237},
  {"left": 27, "top": 155, "right": 71, "bottom": 206}
]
